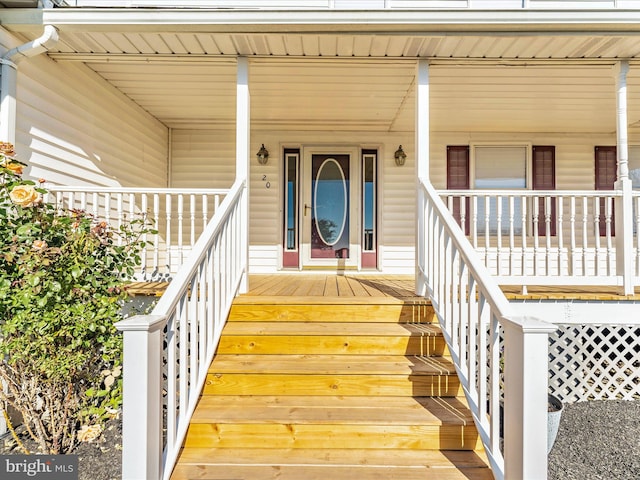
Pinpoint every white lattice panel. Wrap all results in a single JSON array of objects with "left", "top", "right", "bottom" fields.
[{"left": 549, "top": 325, "right": 640, "bottom": 402}]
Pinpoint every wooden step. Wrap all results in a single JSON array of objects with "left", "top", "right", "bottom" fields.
[
  {"left": 171, "top": 295, "right": 489, "bottom": 480},
  {"left": 218, "top": 322, "right": 447, "bottom": 356},
  {"left": 172, "top": 449, "right": 493, "bottom": 480},
  {"left": 204, "top": 354, "right": 461, "bottom": 397},
  {"left": 183, "top": 396, "right": 481, "bottom": 451},
  {"left": 229, "top": 297, "right": 436, "bottom": 323}
]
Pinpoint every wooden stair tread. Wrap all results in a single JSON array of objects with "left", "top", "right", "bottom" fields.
[
  {"left": 222, "top": 321, "right": 441, "bottom": 336},
  {"left": 209, "top": 354, "right": 455, "bottom": 375},
  {"left": 175, "top": 447, "right": 489, "bottom": 468},
  {"left": 233, "top": 295, "right": 431, "bottom": 305},
  {"left": 191, "top": 395, "right": 474, "bottom": 425},
  {"left": 171, "top": 464, "right": 494, "bottom": 480}
]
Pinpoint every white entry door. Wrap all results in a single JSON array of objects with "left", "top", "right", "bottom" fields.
[{"left": 301, "top": 148, "right": 360, "bottom": 269}]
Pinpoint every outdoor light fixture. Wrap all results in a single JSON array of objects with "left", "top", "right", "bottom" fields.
[
  {"left": 256, "top": 144, "right": 269, "bottom": 165},
  {"left": 394, "top": 145, "right": 407, "bottom": 166}
]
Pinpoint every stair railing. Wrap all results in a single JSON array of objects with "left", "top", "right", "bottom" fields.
[
  {"left": 418, "top": 178, "right": 557, "bottom": 480},
  {"left": 115, "top": 178, "right": 247, "bottom": 480}
]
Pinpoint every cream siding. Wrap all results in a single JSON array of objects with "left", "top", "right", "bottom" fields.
[{"left": 0, "top": 29, "right": 168, "bottom": 188}]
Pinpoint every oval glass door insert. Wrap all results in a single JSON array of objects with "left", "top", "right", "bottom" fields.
[{"left": 313, "top": 158, "right": 347, "bottom": 247}]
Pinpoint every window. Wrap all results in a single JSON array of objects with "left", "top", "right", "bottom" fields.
[
  {"left": 446, "top": 144, "right": 556, "bottom": 237},
  {"left": 361, "top": 149, "right": 377, "bottom": 268},
  {"left": 474, "top": 146, "right": 527, "bottom": 235},
  {"left": 282, "top": 149, "right": 300, "bottom": 268}
]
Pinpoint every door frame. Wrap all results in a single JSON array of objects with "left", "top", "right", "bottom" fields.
[{"left": 300, "top": 145, "right": 361, "bottom": 269}]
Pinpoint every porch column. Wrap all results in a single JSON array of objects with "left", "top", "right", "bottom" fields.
[
  {"left": 614, "top": 60, "right": 634, "bottom": 295},
  {"left": 415, "top": 60, "right": 430, "bottom": 296},
  {"left": 236, "top": 56, "right": 249, "bottom": 293}
]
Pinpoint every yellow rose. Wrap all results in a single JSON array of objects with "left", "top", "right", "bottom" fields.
[
  {"left": 5, "top": 161, "right": 23, "bottom": 175},
  {"left": 0, "top": 142, "right": 15, "bottom": 157},
  {"left": 32, "top": 240, "right": 48, "bottom": 251},
  {"left": 9, "top": 184, "right": 39, "bottom": 207}
]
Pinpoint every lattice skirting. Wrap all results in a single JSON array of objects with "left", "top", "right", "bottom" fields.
[{"left": 549, "top": 324, "right": 640, "bottom": 403}]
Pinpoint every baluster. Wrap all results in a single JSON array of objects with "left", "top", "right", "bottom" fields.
[
  {"left": 153, "top": 194, "right": 160, "bottom": 277},
  {"left": 484, "top": 196, "right": 490, "bottom": 265},
  {"left": 636, "top": 196, "right": 640, "bottom": 277},
  {"left": 496, "top": 195, "right": 503, "bottom": 276},
  {"left": 141, "top": 194, "right": 148, "bottom": 276},
  {"left": 521, "top": 195, "right": 527, "bottom": 277},
  {"left": 190, "top": 194, "right": 196, "bottom": 247},
  {"left": 489, "top": 313, "right": 501, "bottom": 455},
  {"left": 569, "top": 196, "right": 576, "bottom": 276},
  {"left": 68, "top": 191, "right": 75, "bottom": 212},
  {"left": 605, "top": 196, "right": 614, "bottom": 277},
  {"left": 557, "top": 196, "right": 564, "bottom": 276},
  {"left": 460, "top": 195, "right": 467, "bottom": 234},
  {"left": 80, "top": 191, "right": 87, "bottom": 212},
  {"left": 471, "top": 195, "right": 478, "bottom": 249},
  {"left": 116, "top": 193, "right": 123, "bottom": 245},
  {"left": 166, "top": 194, "right": 172, "bottom": 275},
  {"left": 92, "top": 192, "right": 99, "bottom": 219},
  {"left": 594, "top": 197, "right": 601, "bottom": 276},
  {"left": 508, "top": 196, "right": 515, "bottom": 276},
  {"left": 202, "top": 194, "right": 208, "bottom": 238},
  {"left": 545, "top": 195, "right": 552, "bottom": 275},
  {"left": 582, "top": 197, "right": 588, "bottom": 276},
  {"left": 533, "top": 196, "right": 540, "bottom": 276},
  {"left": 177, "top": 194, "right": 184, "bottom": 268},
  {"left": 105, "top": 193, "right": 112, "bottom": 230}
]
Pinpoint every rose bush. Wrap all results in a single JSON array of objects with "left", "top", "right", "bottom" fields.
[{"left": 0, "top": 143, "right": 154, "bottom": 454}]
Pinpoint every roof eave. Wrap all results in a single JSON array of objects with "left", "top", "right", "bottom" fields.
[{"left": 3, "top": 8, "right": 640, "bottom": 34}]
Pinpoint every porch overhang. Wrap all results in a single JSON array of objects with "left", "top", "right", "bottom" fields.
[{"left": 2, "top": 8, "right": 640, "bottom": 34}]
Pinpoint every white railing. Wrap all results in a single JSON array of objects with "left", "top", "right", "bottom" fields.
[
  {"left": 45, "top": 186, "right": 228, "bottom": 280},
  {"left": 419, "top": 179, "right": 556, "bottom": 480},
  {"left": 115, "top": 179, "right": 247, "bottom": 480},
  {"left": 440, "top": 189, "right": 627, "bottom": 286}
]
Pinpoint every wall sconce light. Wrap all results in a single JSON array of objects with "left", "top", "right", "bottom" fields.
[
  {"left": 394, "top": 145, "right": 407, "bottom": 166},
  {"left": 256, "top": 144, "right": 269, "bottom": 165}
]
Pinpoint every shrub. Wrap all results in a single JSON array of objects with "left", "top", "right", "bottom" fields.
[{"left": 0, "top": 143, "right": 154, "bottom": 453}]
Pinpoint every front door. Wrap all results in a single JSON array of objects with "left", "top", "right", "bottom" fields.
[{"left": 301, "top": 148, "right": 359, "bottom": 268}]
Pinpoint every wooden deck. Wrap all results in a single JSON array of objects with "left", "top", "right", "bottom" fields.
[{"left": 127, "top": 274, "right": 640, "bottom": 301}]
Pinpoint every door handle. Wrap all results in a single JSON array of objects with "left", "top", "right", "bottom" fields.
[{"left": 304, "top": 204, "right": 311, "bottom": 216}]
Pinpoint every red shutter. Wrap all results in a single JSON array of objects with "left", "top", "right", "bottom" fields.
[
  {"left": 532, "top": 146, "right": 556, "bottom": 236},
  {"left": 595, "top": 146, "right": 616, "bottom": 237},
  {"left": 447, "top": 146, "right": 470, "bottom": 234}
]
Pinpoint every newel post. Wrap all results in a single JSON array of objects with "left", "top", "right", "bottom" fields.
[
  {"left": 502, "top": 316, "right": 557, "bottom": 480},
  {"left": 115, "top": 314, "right": 168, "bottom": 480},
  {"left": 614, "top": 60, "right": 634, "bottom": 295}
]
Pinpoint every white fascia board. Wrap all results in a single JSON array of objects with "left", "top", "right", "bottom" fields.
[{"left": 4, "top": 8, "right": 639, "bottom": 34}]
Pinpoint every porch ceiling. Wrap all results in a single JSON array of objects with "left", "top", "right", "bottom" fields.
[{"left": 4, "top": 11, "right": 640, "bottom": 132}]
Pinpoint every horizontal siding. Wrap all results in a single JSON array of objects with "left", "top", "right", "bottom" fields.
[
  {"left": 0, "top": 30, "right": 168, "bottom": 187},
  {"left": 170, "top": 129, "right": 236, "bottom": 189}
]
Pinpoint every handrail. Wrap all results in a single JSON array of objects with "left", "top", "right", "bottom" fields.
[
  {"left": 115, "top": 178, "right": 247, "bottom": 480},
  {"left": 419, "top": 178, "right": 556, "bottom": 480}
]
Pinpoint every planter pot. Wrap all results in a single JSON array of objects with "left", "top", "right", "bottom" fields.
[{"left": 547, "top": 393, "right": 564, "bottom": 453}]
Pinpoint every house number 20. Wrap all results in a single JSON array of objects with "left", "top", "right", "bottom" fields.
[{"left": 262, "top": 175, "right": 270, "bottom": 189}]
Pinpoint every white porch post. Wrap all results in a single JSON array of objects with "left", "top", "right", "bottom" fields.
[
  {"left": 614, "top": 60, "right": 634, "bottom": 295},
  {"left": 114, "top": 315, "right": 168, "bottom": 480},
  {"left": 415, "top": 59, "right": 430, "bottom": 296},
  {"left": 236, "top": 56, "right": 250, "bottom": 293},
  {"left": 502, "top": 316, "right": 557, "bottom": 480}
]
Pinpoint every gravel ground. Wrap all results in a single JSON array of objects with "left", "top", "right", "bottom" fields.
[{"left": 548, "top": 400, "right": 640, "bottom": 480}]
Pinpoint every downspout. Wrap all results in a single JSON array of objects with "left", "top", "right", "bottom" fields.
[{"left": 0, "top": 25, "right": 59, "bottom": 144}]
